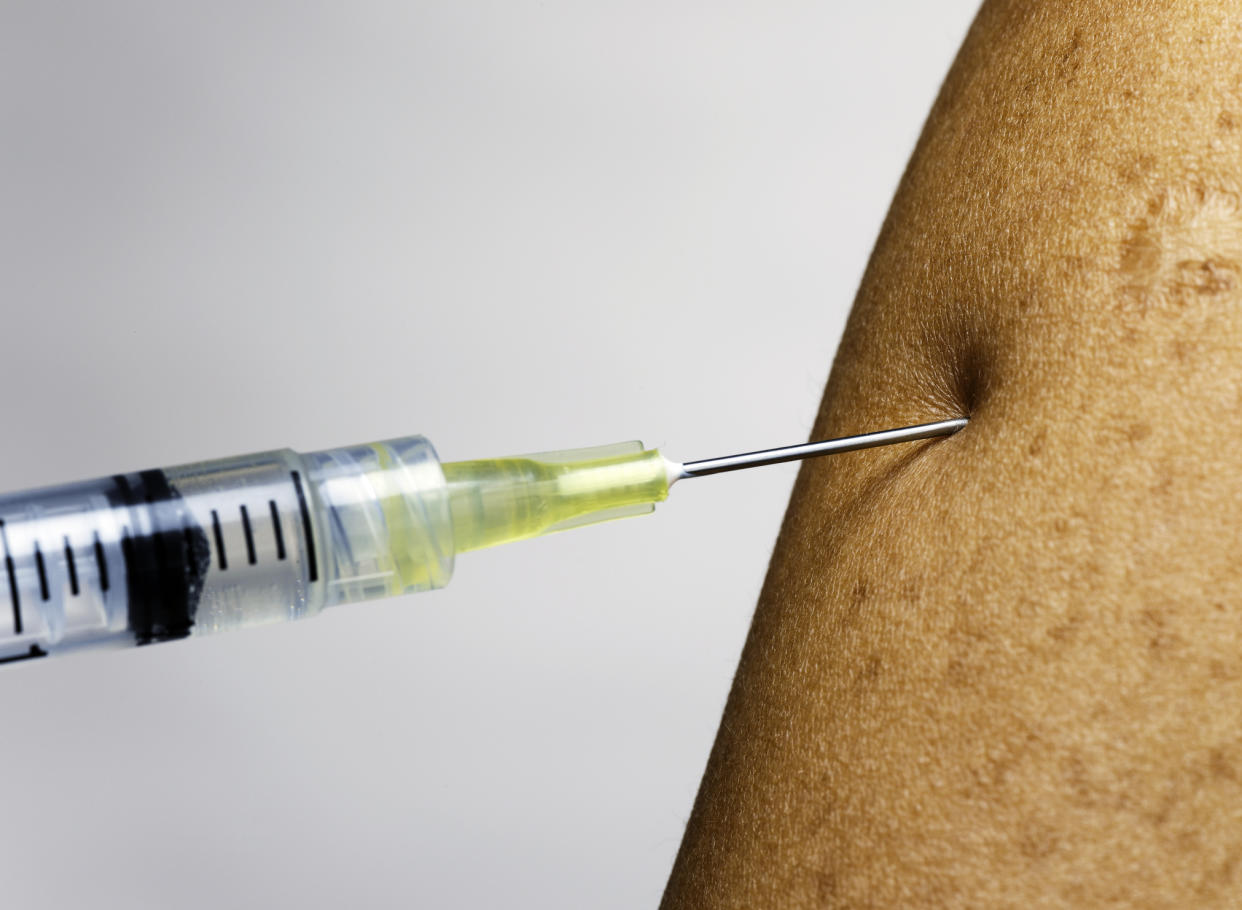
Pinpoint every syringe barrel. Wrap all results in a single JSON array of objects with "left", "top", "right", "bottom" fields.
[{"left": 0, "top": 436, "right": 454, "bottom": 665}]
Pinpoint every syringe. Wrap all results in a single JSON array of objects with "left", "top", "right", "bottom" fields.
[{"left": 0, "top": 419, "right": 965, "bottom": 666}]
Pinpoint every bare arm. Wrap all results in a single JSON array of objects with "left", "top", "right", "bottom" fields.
[{"left": 664, "top": 2, "right": 1242, "bottom": 905}]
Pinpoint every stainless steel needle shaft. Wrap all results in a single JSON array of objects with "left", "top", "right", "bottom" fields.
[{"left": 675, "top": 418, "right": 968, "bottom": 480}]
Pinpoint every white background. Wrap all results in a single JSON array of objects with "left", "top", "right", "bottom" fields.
[{"left": 0, "top": 3, "right": 979, "bottom": 907}]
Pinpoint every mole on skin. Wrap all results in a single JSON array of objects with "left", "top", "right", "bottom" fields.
[{"left": 662, "top": 2, "right": 1242, "bottom": 907}]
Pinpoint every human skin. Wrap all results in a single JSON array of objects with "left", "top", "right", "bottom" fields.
[{"left": 661, "top": 2, "right": 1242, "bottom": 907}]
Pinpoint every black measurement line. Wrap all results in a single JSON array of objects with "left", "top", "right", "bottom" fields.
[
  {"left": 1, "top": 520, "right": 21, "bottom": 634},
  {"left": 269, "top": 500, "right": 286, "bottom": 560},
  {"left": 239, "top": 505, "right": 257, "bottom": 565},
  {"left": 120, "top": 531, "right": 135, "bottom": 585},
  {"left": 93, "top": 532, "right": 110, "bottom": 592},
  {"left": 146, "top": 489, "right": 168, "bottom": 587},
  {"left": 290, "top": 471, "right": 318, "bottom": 583},
  {"left": 211, "top": 509, "right": 228, "bottom": 570},
  {"left": 151, "top": 518, "right": 168, "bottom": 583},
  {"left": 33, "top": 543, "right": 49, "bottom": 602},
  {"left": 0, "top": 644, "right": 47, "bottom": 665},
  {"left": 64, "top": 538, "right": 80, "bottom": 596}
]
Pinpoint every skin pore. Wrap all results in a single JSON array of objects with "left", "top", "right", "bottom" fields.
[{"left": 661, "top": 2, "right": 1242, "bottom": 907}]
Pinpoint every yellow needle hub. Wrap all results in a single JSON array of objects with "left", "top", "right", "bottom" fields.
[{"left": 441, "top": 441, "right": 671, "bottom": 554}]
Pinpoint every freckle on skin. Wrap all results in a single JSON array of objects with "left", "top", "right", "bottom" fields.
[
  {"left": 1178, "top": 258, "right": 1239, "bottom": 295},
  {"left": 1149, "top": 631, "right": 1182, "bottom": 652},
  {"left": 816, "top": 870, "right": 837, "bottom": 903},
  {"left": 1118, "top": 153, "right": 1156, "bottom": 186},
  {"left": 1046, "top": 623, "right": 1073, "bottom": 641},
  {"left": 1120, "top": 228, "right": 1162, "bottom": 278},
  {"left": 1169, "top": 337, "right": 1196, "bottom": 362},
  {"left": 945, "top": 657, "right": 970, "bottom": 686},
  {"left": 1210, "top": 852, "right": 1242, "bottom": 887},
  {"left": 1210, "top": 749, "right": 1237, "bottom": 782},
  {"left": 1019, "top": 822, "right": 1059, "bottom": 859},
  {"left": 853, "top": 654, "right": 882, "bottom": 691},
  {"left": 1210, "top": 660, "right": 1236, "bottom": 680}
]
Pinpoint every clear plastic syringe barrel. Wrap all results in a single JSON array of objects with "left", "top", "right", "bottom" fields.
[{"left": 0, "top": 437, "right": 453, "bottom": 665}]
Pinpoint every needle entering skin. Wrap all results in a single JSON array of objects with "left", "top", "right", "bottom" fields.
[{"left": 670, "top": 418, "right": 968, "bottom": 483}]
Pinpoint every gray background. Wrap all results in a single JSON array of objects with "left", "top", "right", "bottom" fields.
[{"left": 0, "top": 2, "right": 979, "bottom": 907}]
